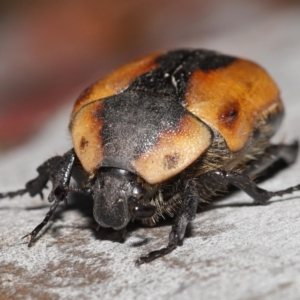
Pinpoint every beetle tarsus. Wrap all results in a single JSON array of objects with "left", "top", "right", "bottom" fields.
[
  {"left": 198, "top": 169, "right": 300, "bottom": 205},
  {"left": 23, "top": 199, "right": 61, "bottom": 246},
  {"left": 268, "top": 183, "right": 300, "bottom": 199},
  {"left": 136, "top": 180, "right": 198, "bottom": 265},
  {"left": 136, "top": 243, "right": 177, "bottom": 266}
]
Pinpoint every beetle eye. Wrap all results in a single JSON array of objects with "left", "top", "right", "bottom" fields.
[
  {"left": 128, "top": 197, "right": 156, "bottom": 219},
  {"left": 133, "top": 204, "right": 156, "bottom": 219}
]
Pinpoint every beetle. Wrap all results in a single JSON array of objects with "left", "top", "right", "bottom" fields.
[{"left": 1, "top": 49, "right": 300, "bottom": 265}]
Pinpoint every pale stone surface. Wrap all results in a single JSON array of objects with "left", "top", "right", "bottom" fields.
[{"left": 1, "top": 3, "right": 300, "bottom": 300}]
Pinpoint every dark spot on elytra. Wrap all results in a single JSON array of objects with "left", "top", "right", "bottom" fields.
[
  {"left": 164, "top": 153, "right": 180, "bottom": 170},
  {"left": 219, "top": 102, "right": 239, "bottom": 129},
  {"left": 80, "top": 136, "right": 89, "bottom": 151}
]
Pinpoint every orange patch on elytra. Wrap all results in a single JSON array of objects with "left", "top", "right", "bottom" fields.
[
  {"left": 72, "top": 52, "right": 163, "bottom": 116},
  {"left": 133, "top": 114, "right": 212, "bottom": 184},
  {"left": 185, "top": 59, "right": 282, "bottom": 152},
  {"left": 71, "top": 100, "right": 105, "bottom": 173}
]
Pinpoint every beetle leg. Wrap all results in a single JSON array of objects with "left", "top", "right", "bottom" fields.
[
  {"left": 136, "top": 180, "right": 198, "bottom": 265},
  {"left": 0, "top": 155, "right": 62, "bottom": 200},
  {"left": 22, "top": 200, "right": 60, "bottom": 246},
  {"left": 23, "top": 149, "right": 76, "bottom": 246},
  {"left": 246, "top": 141, "right": 299, "bottom": 177},
  {"left": 199, "top": 169, "right": 300, "bottom": 205}
]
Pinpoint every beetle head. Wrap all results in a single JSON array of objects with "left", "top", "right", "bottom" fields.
[{"left": 92, "top": 168, "right": 156, "bottom": 230}]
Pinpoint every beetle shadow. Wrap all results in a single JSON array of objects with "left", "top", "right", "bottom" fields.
[
  {"left": 201, "top": 194, "right": 300, "bottom": 213},
  {"left": 26, "top": 186, "right": 300, "bottom": 247},
  {"left": 66, "top": 192, "right": 157, "bottom": 245},
  {"left": 66, "top": 192, "right": 192, "bottom": 247},
  {"left": 0, "top": 202, "right": 50, "bottom": 211},
  {"left": 4, "top": 158, "right": 300, "bottom": 247},
  {"left": 23, "top": 201, "right": 69, "bottom": 246},
  {"left": 1, "top": 193, "right": 91, "bottom": 246}
]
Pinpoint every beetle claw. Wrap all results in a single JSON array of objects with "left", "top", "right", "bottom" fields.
[
  {"left": 21, "top": 234, "right": 28, "bottom": 240},
  {"left": 22, "top": 233, "right": 34, "bottom": 247}
]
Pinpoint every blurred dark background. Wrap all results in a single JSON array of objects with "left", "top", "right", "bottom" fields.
[{"left": 0, "top": 0, "right": 298, "bottom": 149}]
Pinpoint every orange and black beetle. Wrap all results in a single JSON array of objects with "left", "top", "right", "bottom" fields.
[{"left": 1, "top": 49, "right": 300, "bottom": 265}]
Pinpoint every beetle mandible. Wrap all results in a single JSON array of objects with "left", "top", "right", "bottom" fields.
[{"left": 1, "top": 49, "right": 300, "bottom": 265}]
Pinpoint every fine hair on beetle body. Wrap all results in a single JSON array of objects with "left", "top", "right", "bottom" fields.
[{"left": 1, "top": 48, "right": 300, "bottom": 265}]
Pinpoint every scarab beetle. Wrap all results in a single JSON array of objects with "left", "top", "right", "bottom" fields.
[{"left": 1, "top": 49, "right": 300, "bottom": 265}]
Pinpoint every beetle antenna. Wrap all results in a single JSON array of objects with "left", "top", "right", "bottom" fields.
[
  {"left": 0, "top": 185, "right": 92, "bottom": 201},
  {"left": 0, "top": 188, "right": 28, "bottom": 200}
]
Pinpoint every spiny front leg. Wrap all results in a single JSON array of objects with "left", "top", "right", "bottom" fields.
[
  {"left": 23, "top": 201, "right": 60, "bottom": 246},
  {"left": 23, "top": 149, "right": 76, "bottom": 246},
  {"left": 0, "top": 156, "right": 62, "bottom": 200},
  {"left": 136, "top": 180, "right": 198, "bottom": 265},
  {"left": 24, "top": 186, "right": 92, "bottom": 246}
]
